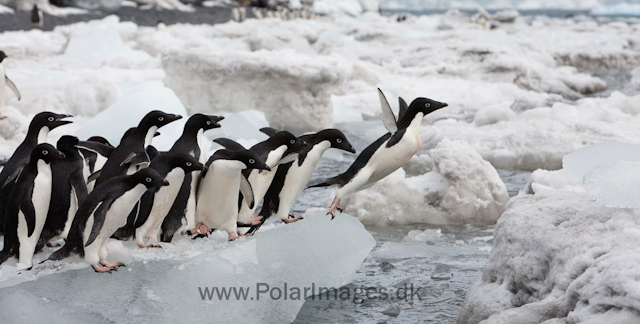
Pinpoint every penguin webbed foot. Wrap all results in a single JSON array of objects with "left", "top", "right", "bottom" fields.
[
  {"left": 46, "top": 242, "right": 61, "bottom": 248},
  {"left": 100, "top": 260, "right": 126, "bottom": 269},
  {"left": 282, "top": 216, "right": 303, "bottom": 224},
  {"left": 92, "top": 264, "right": 115, "bottom": 273},
  {"left": 137, "top": 243, "right": 162, "bottom": 249},
  {"left": 227, "top": 232, "right": 239, "bottom": 241}
]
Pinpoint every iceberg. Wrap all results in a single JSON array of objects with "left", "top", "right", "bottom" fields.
[
  {"left": 562, "top": 142, "right": 640, "bottom": 184},
  {"left": 0, "top": 212, "right": 374, "bottom": 323}
]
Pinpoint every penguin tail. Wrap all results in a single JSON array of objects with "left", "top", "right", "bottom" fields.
[
  {"left": 47, "top": 244, "right": 72, "bottom": 261},
  {"left": 0, "top": 250, "right": 12, "bottom": 265}
]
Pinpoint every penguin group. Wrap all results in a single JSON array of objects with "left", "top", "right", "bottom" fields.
[
  {"left": 0, "top": 82, "right": 446, "bottom": 273},
  {"left": 231, "top": 4, "right": 317, "bottom": 23}
]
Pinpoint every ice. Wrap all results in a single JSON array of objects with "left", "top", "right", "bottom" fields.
[
  {"left": 343, "top": 139, "right": 509, "bottom": 226},
  {"left": 583, "top": 161, "right": 640, "bottom": 209},
  {"left": 66, "top": 0, "right": 122, "bottom": 11},
  {"left": 162, "top": 48, "right": 348, "bottom": 133},
  {"left": 73, "top": 82, "right": 187, "bottom": 151},
  {"left": 313, "top": 0, "right": 379, "bottom": 16},
  {"left": 591, "top": 3, "right": 640, "bottom": 16},
  {"left": 562, "top": 142, "right": 640, "bottom": 184},
  {"left": 0, "top": 212, "right": 375, "bottom": 323},
  {"left": 473, "top": 105, "right": 515, "bottom": 126},
  {"left": 458, "top": 190, "right": 640, "bottom": 324},
  {"left": 61, "top": 16, "right": 152, "bottom": 68}
]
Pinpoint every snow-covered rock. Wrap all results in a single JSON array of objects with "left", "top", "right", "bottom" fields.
[
  {"left": 163, "top": 48, "right": 348, "bottom": 133},
  {"left": 458, "top": 190, "right": 640, "bottom": 324},
  {"left": 343, "top": 139, "right": 509, "bottom": 226},
  {"left": 0, "top": 212, "right": 375, "bottom": 323}
]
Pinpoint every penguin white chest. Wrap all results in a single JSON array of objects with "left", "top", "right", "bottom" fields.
[
  {"left": 152, "top": 168, "right": 185, "bottom": 213},
  {"left": 196, "top": 161, "right": 243, "bottom": 232},
  {"left": 16, "top": 161, "right": 52, "bottom": 266},
  {"left": 0, "top": 64, "right": 5, "bottom": 107}
]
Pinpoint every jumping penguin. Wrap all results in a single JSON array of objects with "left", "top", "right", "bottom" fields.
[
  {"left": 93, "top": 110, "right": 182, "bottom": 187},
  {"left": 47, "top": 168, "right": 169, "bottom": 273},
  {"left": 309, "top": 89, "right": 448, "bottom": 218},
  {"left": 0, "top": 144, "right": 66, "bottom": 269},
  {"left": 133, "top": 153, "right": 205, "bottom": 248},
  {"left": 36, "top": 136, "right": 92, "bottom": 252},
  {"left": 0, "top": 112, "right": 72, "bottom": 234},
  {"left": 0, "top": 51, "right": 21, "bottom": 119},
  {"left": 247, "top": 128, "right": 356, "bottom": 235},
  {"left": 160, "top": 113, "right": 224, "bottom": 242},
  {"left": 193, "top": 143, "right": 270, "bottom": 241}
]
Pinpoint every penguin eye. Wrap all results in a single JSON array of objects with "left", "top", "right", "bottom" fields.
[
  {"left": 42, "top": 150, "right": 48, "bottom": 155},
  {"left": 158, "top": 117, "right": 164, "bottom": 121},
  {"left": 425, "top": 103, "right": 431, "bottom": 108},
  {"left": 249, "top": 159, "right": 255, "bottom": 164},
  {"left": 206, "top": 121, "right": 211, "bottom": 125},
  {"left": 48, "top": 117, "right": 55, "bottom": 122},
  {"left": 146, "top": 177, "right": 152, "bottom": 183},
  {"left": 290, "top": 140, "right": 295, "bottom": 144},
  {"left": 336, "top": 139, "right": 342, "bottom": 144},
  {"left": 186, "top": 162, "right": 192, "bottom": 166}
]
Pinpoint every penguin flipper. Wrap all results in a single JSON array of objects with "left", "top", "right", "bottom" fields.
[
  {"left": 398, "top": 97, "right": 408, "bottom": 122},
  {"left": 213, "top": 138, "right": 245, "bottom": 151},
  {"left": 120, "top": 152, "right": 148, "bottom": 167},
  {"left": 274, "top": 153, "right": 298, "bottom": 167},
  {"left": 2, "top": 164, "right": 25, "bottom": 188},
  {"left": 5, "top": 75, "right": 21, "bottom": 101},
  {"left": 20, "top": 192, "right": 36, "bottom": 237},
  {"left": 146, "top": 145, "right": 160, "bottom": 162},
  {"left": 307, "top": 177, "right": 339, "bottom": 189},
  {"left": 239, "top": 174, "right": 255, "bottom": 210},
  {"left": 378, "top": 88, "right": 398, "bottom": 133},
  {"left": 75, "top": 141, "right": 114, "bottom": 158},
  {"left": 259, "top": 127, "right": 280, "bottom": 137},
  {"left": 87, "top": 170, "right": 101, "bottom": 183},
  {"left": 134, "top": 190, "right": 155, "bottom": 228},
  {"left": 70, "top": 169, "right": 88, "bottom": 205},
  {"left": 85, "top": 198, "right": 115, "bottom": 247}
]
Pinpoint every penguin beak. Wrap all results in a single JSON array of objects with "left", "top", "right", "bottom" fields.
[
  {"left": 201, "top": 165, "right": 209, "bottom": 171},
  {"left": 58, "top": 152, "right": 66, "bottom": 159},
  {"left": 441, "top": 103, "right": 448, "bottom": 108},
  {"left": 55, "top": 115, "right": 73, "bottom": 125},
  {"left": 263, "top": 165, "right": 271, "bottom": 172},
  {"left": 162, "top": 179, "right": 170, "bottom": 186},
  {"left": 154, "top": 132, "right": 161, "bottom": 137},
  {"left": 172, "top": 114, "right": 183, "bottom": 120},
  {"left": 348, "top": 146, "right": 356, "bottom": 153}
]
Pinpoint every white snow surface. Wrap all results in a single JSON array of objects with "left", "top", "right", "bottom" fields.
[
  {"left": 458, "top": 190, "right": 640, "bottom": 324},
  {"left": 0, "top": 212, "right": 375, "bottom": 323},
  {"left": 343, "top": 139, "right": 509, "bottom": 226}
]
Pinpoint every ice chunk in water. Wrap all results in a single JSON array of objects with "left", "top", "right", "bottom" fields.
[
  {"left": 0, "top": 212, "right": 374, "bottom": 323},
  {"left": 562, "top": 142, "right": 640, "bottom": 183},
  {"left": 74, "top": 82, "right": 187, "bottom": 151},
  {"left": 583, "top": 161, "right": 640, "bottom": 209}
]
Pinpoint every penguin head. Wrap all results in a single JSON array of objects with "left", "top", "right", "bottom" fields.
[
  {"left": 0, "top": 51, "right": 6, "bottom": 63},
  {"left": 315, "top": 129, "right": 356, "bottom": 153},
  {"left": 133, "top": 168, "right": 170, "bottom": 188},
  {"left": 87, "top": 136, "right": 113, "bottom": 147},
  {"left": 139, "top": 110, "right": 183, "bottom": 130},
  {"left": 162, "top": 152, "right": 207, "bottom": 173},
  {"left": 410, "top": 98, "right": 448, "bottom": 116},
  {"left": 32, "top": 143, "right": 65, "bottom": 164},
  {"left": 234, "top": 150, "right": 270, "bottom": 171},
  {"left": 31, "top": 112, "right": 73, "bottom": 132},
  {"left": 56, "top": 135, "right": 80, "bottom": 157},
  {"left": 186, "top": 113, "right": 224, "bottom": 132},
  {"left": 269, "top": 131, "right": 306, "bottom": 152}
]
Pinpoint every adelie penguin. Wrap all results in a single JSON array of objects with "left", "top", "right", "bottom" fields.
[
  {"left": 160, "top": 114, "right": 224, "bottom": 242},
  {"left": 193, "top": 143, "right": 270, "bottom": 241},
  {"left": 0, "top": 51, "right": 21, "bottom": 120},
  {"left": 77, "top": 136, "right": 114, "bottom": 192},
  {"left": 247, "top": 128, "right": 356, "bottom": 235},
  {"left": 47, "top": 168, "right": 169, "bottom": 273},
  {"left": 36, "top": 136, "right": 95, "bottom": 252},
  {"left": 132, "top": 153, "right": 206, "bottom": 248},
  {"left": 31, "top": 5, "right": 43, "bottom": 28},
  {"left": 0, "top": 144, "right": 65, "bottom": 269},
  {"left": 93, "top": 110, "right": 182, "bottom": 187},
  {"left": 212, "top": 131, "right": 305, "bottom": 234},
  {"left": 0, "top": 112, "right": 72, "bottom": 234},
  {"left": 309, "top": 89, "right": 448, "bottom": 218}
]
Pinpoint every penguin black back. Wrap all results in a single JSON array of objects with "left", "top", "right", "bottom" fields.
[{"left": 37, "top": 136, "right": 89, "bottom": 252}]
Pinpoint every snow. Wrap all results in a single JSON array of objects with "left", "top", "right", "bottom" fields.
[
  {"left": 0, "top": 212, "right": 375, "bottom": 322},
  {"left": 583, "top": 161, "right": 640, "bottom": 209},
  {"left": 458, "top": 190, "right": 640, "bottom": 324},
  {"left": 591, "top": 3, "right": 640, "bottom": 16},
  {"left": 473, "top": 105, "right": 515, "bottom": 126},
  {"left": 343, "top": 139, "right": 509, "bottom": 226},
  {"left": 314, "top": 0, "right": 379, "bottom": 16},
  {"left": 562, "top": 142, "right": 640, "bottom": 183}
]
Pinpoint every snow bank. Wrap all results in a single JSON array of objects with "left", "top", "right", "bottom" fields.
[
  {"left": 343, "top": 139, "right": 509, "bottom": 226},
  {"left": 458, "top": 190, "right": 640, "bottom": 324},
  {"left": 0, "top": 212, "right": 375, "bottom": 323},
  {"left": 163, "top": 48, "right": 348, "bottom": 132},
  {"left": 74, "top": 82, "right": 187, "bottom": 151},
  {"left": 313, "top": 0, "right": 379, "bottom": 16}
]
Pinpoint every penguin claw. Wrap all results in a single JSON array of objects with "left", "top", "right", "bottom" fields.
[{"left": 326, "top": 211, "right": 336, "bottom": 220}]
